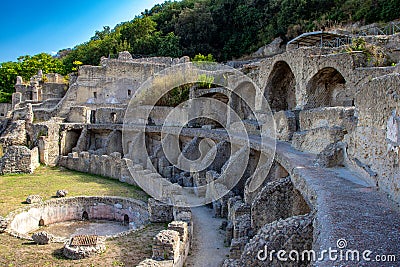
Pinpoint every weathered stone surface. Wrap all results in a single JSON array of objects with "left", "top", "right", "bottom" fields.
[
  {"left": 152, "top": 230, "right": 180, "bottom": 261},
  {"left": 346, "top": 73, "right": 400, "bottom": 203},
  {"left": 299, "top": 106, "right": 356, "bottom": 131},
  {"left": 32, "top": 231, "right": 54, "bottom": 245},
  {"left": 229, "top": 237, "right": 249, "bottom": 259},
  {"left": 0, "top": 120, "right": 27, "bottom": 147},
  {"left": 0, "top": 146, "right": 40, "bottom": 175},
  {"left": 251, "top": 177, "right": 310, "bottom": 232},
  {"left": 274, "top": 110, "right": 297, "bottom": 141},
  {"left": 314, "top": 141, "right": 345, "bottom": 167},
  {"left": 233, "top": 214, "right": 314, "bottom": 267},
  {"left": 292, "top": 126, "right": 345, "bottom": 154},
  {"left": 26, "top": 195, "right": 42, "bottom": 204},
  {"left": 168, "top": 221, "right": 188, "bottom": 243},
  {"left": 148, "top": 198, "right": 173, "bottom": 223}
]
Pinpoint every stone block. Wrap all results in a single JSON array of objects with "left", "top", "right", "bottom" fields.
[
  {"left": 299, "top": 106, "right": 356, "bottom": 131},
  {"left": 292, "top": 126, "right": 345, "bottom": 154},
  {"left": 315, "top": 142, "right": 345, "bottom": 168},
  {"left": 67, "top": 106, "right": 90, "bottom": 123},
  {"left": 152, "top": 230, "right": 180, "bottom": 261},
  {"left": 56, "top": 190, "right": 68, "bottom": 198},
  {"left": 274, "top": 110, "right": 297, "bottom": 141},
  {"left": 148, "top": 198, "right": 174, "bottom": 223},
  {"left": 32, "top": 231, "right": 54, "bottom": 245},
  {"left": 168, "top": 221, "right": 188, "bottom": 243}
]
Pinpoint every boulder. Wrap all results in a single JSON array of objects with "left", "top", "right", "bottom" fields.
[
  {"left": 56, "top": 190, "right": 68, "bottom": 198},
  {"left": 32, "top": 231, "right": 54, "bottom": 245},
  {"left": 26, "top": 195, "right": 42, "bottom": 204}
]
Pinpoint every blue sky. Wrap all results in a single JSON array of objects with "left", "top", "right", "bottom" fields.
[{"left": 0, "top": 0, "right": 167, "bottom": 62}]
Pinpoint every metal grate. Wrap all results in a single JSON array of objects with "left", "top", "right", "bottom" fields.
[{"left": 70, "top": 235, "right": 98, "bottom": 246}]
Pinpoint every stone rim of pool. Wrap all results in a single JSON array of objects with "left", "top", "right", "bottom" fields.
[{"left": 4, "top": 196, "right": 150, "bottom": 242}]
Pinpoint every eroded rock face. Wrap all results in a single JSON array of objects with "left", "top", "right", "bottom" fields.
[
  {"left": 26, "top": 195, "right": 42, "bottom": 204},
  {"left": 32, "top": 231, "right": 54, "bottom": 245},
  {"left": 56, "top": 190, "right": 68, "bottom": 198}
]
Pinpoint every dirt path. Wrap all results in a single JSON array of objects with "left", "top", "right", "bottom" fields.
[{"left": 186, "top": 206, "right": 229, "bottom": 267}]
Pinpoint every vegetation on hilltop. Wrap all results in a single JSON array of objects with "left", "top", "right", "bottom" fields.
[{"left": 0, "top": 0, "right": 399, "bottom": 102}]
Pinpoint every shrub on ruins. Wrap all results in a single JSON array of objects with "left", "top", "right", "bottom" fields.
[{"left": 344, "top": 37, "right": 393, "bottom": 67}]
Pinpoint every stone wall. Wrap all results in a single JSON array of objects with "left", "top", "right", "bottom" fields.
[
  {"left": 0, "top": 103, "right": 12, "bottom": 117},
  {"left": 346, "top": 73, "right": 400, "bottom": 203},
  {"left": 0, "top": 120, "right": 27, "bottom": 147},
  {"left": 32, "top": 118, "right": 61, "bottom": 166},
  {"left": 95, "top": 107, "right": 125, "bottom": 124},
  {"left": 58, "top": 152, "right": 128, "bottom": 182},
  {"left": 0, "top": 146, "right": 39, "bottom": 174},
  {"left": 138, "top": 200, "right": 193, "bottom": 267}
]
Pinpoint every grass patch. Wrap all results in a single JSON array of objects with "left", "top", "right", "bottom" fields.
[
  {"left": 0, "top": 166, "right": 149, "bottom": 217},
  {"left": 0, "top": 166, "right": 162, "bottom": 266}
]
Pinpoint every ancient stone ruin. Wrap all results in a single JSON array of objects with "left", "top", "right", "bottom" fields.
[{"left": 0, "top": 30, "right": 400, "bottom": 266}]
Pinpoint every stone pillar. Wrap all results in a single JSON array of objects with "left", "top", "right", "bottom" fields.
[
  {"left": 12, "top": 92, "right": 22, "bottom": 109},
  {"left": 32, "top": 85, "right": 39, "bottom": 101},
  {"left": 38, "top": 136, "right": 49, "bottom": 165}
]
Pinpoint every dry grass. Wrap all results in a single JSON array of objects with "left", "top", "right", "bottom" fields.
[{"left": 0, "top": 166, "right": 164, "bottom": 267}]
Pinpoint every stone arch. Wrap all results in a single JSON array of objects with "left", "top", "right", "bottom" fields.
[
  {"left": 305, "top": 67, "right": 347, "bottom": 109},
  {"left": 264, "top": 61, "right": 296, "bottom": 112},
  {"left": 82, "top": 211, "right": 89, "bottom": 220},
  {"left": 123, "top": 214, "right": 130, "bottom": 225}
]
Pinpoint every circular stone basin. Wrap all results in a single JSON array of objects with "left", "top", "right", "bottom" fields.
[{"left": 5, "top": 196, "right": 149, "bottom": 241}]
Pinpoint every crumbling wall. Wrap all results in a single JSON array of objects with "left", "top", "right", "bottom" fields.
[
  {"left": 0, "top": 146, "right": 39, "bottom": 174},
  {"left": 138, "top": 199, "right": 193, "bottom": 267},
  {"left": 223, "top": 214, "right": 314, "bottom": 267}
]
